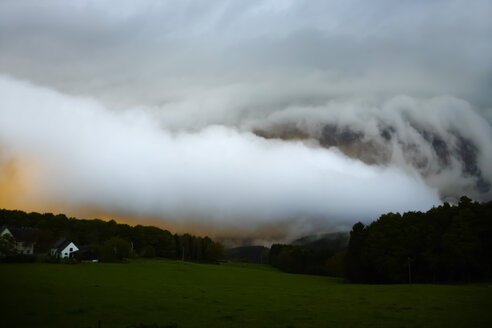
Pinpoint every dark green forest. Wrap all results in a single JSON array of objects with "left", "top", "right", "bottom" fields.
[
  {"left": 2, "top": 196, "right": 492, "bottom": 284},
  {"left": 345, "top": 197, "right": 492, "bottom": 283},
  {"left": 0, "top": 209, "right": 224, "bottom": 262},
  {"left": 270, "top": 197, "right": 492, "bottom": 283},
  {"left": 268, "top": 231, "right": 348, "bottom": 275},
  {"left": 226, "top": 246, "right": 270, "bottom": 264}
]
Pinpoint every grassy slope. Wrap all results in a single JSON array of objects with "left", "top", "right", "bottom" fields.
[{"left": 0, "top": 260, "right": 491, "bottom": 328}]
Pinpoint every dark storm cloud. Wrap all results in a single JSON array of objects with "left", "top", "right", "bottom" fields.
[
  {"left": 0, "top": 76, "right": 440, "bottom": 234},
  {"left": 1, "top": 0, "right": 491, "bottom": 108},
  {"left": 0, "top": 0, "right": 491, "bottom": 239}
]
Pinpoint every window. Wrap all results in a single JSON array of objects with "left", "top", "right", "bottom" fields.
[{"left": 70, "top": 248, "right": 73, "bottom": 251}]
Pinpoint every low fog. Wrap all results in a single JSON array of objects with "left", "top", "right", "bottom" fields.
[{"left": 0, "top": 0, "right": 491, "bottom": 241}]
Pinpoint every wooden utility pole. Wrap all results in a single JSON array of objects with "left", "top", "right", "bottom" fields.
[{"left": 408, "top": 257, "right": 412, "bottom": 284}]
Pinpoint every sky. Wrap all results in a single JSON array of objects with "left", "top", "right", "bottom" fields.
[{"left": 1, "top": 0, "right": 491, "bottom": 243}]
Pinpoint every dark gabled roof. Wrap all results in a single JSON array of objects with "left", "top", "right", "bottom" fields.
[
  {"left": 53, "top": 237, "right": 68, "bottom": 249},
  {"left": 1, "top": 226, "right": 38, "bottom": 242},
  {"left": 52, "top": 237, "right": 76, "bottom": 252}
]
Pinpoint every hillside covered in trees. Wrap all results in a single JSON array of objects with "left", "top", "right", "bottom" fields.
[
  {"left": 269, "top": 232, "right": 348, "bottom": 276},
  {"left": 345, "top": 197, "right": 492, "bottom": 283},
  {"left": 0, "top": 209, "right": 224, "bottom": 262},
  {"left": 269, "top": 197, "right": 492, "bottom": 283},
  {"left": 3, "top": 196, "right": 492, "bottom": 284}
]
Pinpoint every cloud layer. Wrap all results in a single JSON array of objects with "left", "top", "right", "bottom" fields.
[
  {"left": 1, "top": 0, "right": 491, "bottom": 109},
  {"left": 0, "top": 1, "right": 491, "bottom": 241},
  {"left": 0, "top": 76, "right": 440, "bottom": 238}
]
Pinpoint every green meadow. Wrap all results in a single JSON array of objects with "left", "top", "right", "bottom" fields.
[{"left": 1, "top": 260, "right": 491, "bottom": 328}]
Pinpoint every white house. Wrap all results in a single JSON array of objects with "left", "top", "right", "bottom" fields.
[
  {"left": 0, "top": 226, "right": 36, "bottom": 255},
  {"left": 51, "top": 238, "right": 79, "bottom": 259}
]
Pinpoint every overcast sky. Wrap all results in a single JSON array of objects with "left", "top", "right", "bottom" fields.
[{"left": 0, "top": 0, "right": 491, "bottom": 242}]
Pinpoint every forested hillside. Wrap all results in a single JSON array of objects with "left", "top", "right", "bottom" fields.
[
  {"left": 345, "top": 197, "right": 492, "bottom": 283},
  {"left": 269, "top": 197, "right": 492, "bottom": 283},
  {"left": 0, "top": 209, "right": 224, "bottom": 262},
  {"left": 3, "top": 196, "right": 492, "bottom": 284}
]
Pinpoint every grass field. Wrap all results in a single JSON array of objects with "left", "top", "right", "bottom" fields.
[{"left": 1, "top": 259, "right": 491, "bottom": 328}]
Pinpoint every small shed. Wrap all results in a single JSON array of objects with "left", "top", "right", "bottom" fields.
[{"left": 75, "top": 245, "right": 98, "bottom": 262}]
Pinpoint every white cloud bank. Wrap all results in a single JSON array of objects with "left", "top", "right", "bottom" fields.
[
  {"left": 0, "top": 76, "right": 440, "bottom": 237},
  {"left": 0, "top": 0, "right": 491, "bottom": 240}
]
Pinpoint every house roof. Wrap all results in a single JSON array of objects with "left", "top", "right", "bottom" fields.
[
  {"left": 52, "top": 237, "right": 77, "bottom": 252},
  {"left": 53, "top": 237, "right": 68, "bottom": 249},
  {"left": 1, "top": 226, "right": 38, "bottom": 242}
]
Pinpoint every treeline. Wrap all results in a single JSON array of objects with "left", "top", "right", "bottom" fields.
[
  {"left": 269, "top": 233, "right": 348, "bottom": 276},
  {"left": 269, "top": 197, "right": 492, "bottom": 284},
  {"left": 345, "top": 197, "right": 492, "bottom": 283},
  {"left": 226, "top": 246, "right": 269, "bottom": 263},
  {"left": 0, "top": 209, "right": 224, "bottom": 262},
  {"left": 269, "top": 245, "right": 344, "bottom": 276}
]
